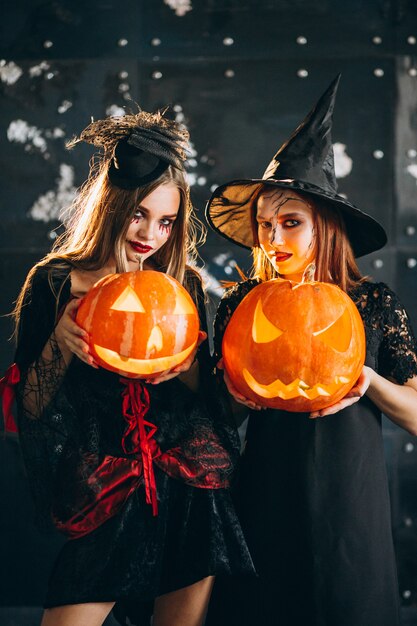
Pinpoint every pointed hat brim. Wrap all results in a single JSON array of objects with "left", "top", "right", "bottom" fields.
[{"left": 205, "top": 177, "right": 387, "bottom": 258}]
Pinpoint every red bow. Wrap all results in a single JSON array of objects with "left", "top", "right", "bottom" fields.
[
  {"left": 0, "top": 363, "right": 20, "bottom": 433},
  {"left": 121, "top": 379, "right": 159, "bottom": 515}
]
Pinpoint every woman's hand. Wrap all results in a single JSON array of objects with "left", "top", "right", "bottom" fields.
[
  {"left": 217, "top": 358, "right": 265, "bottom": 411},
  {"left": 309, "top": 366, "right": 371, "bottom": 419},
  {"left": 145, "top": 331, "right": 207, "bottom": 385},
  {"left": 54, "top": 299, "right": 99, "bottom": 368}
]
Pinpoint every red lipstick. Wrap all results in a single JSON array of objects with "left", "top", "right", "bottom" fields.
[
  {"left": 274, "top": 252, "right": 292, "bottom": 262},
  {"left": 129, "top": 241, "right": 153, "bottom": 254}
]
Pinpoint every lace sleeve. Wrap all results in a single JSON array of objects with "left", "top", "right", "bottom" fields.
[
  {"left": 213, "top": 280, "right": 258, "bottom": 362},
  {"left": 15, "top": 265, "right": 71, "bottom": 421},
  {"left": 378, "top": 285, "right": 417, "bottom": 384},
  {"left": 14, "top": 264, "right": 77, "bottom": 530}
]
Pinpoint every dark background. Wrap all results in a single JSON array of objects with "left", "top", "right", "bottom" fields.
[{"left": 0, "top": 0, "right": 417, "bottom": 622}]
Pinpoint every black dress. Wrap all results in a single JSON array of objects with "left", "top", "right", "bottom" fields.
[
  {"left": 206, "top": 279, "right": 417, "bottom": 626},
  {"left": 13, "top": 262, "right": 254, "bottom": 626}
]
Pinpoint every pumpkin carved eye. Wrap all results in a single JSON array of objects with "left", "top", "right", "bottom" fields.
[
  {"left": 252, "top": 299, "right": 284, "bottom": 343},
  {"left": 313, "top": 307, "right": 352, "bottom": 352},
  {"left": 172, "top": 287, "right": 196, "bottom": 315},
  {"left": 111, "top": 286, "right": 145, "bottom": 312}
]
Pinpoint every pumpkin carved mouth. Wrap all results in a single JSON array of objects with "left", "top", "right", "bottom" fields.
[
  {"left": 94, "top": 341, "right": 197, "bottom": 376},
  {"left": 243, "top": 368, "right": 351, "bottom": 400}
]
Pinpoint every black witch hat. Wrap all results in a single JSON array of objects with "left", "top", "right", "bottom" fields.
[{"left": 206, "top": 75, "right": 387, "bottom": 257}]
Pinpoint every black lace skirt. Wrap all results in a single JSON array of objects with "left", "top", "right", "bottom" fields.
[{"left": 44, "top": 467, "right": 254, "bottom": 625}]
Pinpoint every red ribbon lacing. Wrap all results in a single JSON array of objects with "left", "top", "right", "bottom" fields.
[
  {"left": 121, "top": 379, "right": 159, "bottom": 515},
  {"left": 0, "top": 363, "right": 20, "bottom": 434}
]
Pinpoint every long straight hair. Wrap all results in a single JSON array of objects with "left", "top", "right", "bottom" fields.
[
  {"left": 250, "top": 190, "right": 364, "bottom": 292},
  {"left": 13, "top": 156, "right": 205, "bottom": 333}
]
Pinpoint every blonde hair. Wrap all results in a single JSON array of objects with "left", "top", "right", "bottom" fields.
[
  {"left": 13, "top": 155, "right": 205, "bottom": 333},
  {"left": 250, "top": 187, "right": 364, "bottom": 292}
]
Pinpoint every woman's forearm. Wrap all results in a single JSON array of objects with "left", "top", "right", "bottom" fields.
[
  {"left": 23, "top": 331, "right": 72, "bottom": 418},
  {"left": 366, "top": 366, "right": 417, "bottom": 435},
  {"left": 177, "top": 359, "right": 199, "bottom": 392}
]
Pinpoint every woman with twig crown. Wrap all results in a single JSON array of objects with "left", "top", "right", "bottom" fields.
[
  {"left": 3, "top": 109, "right": 253, "bottom": 626},
  {"left": 205, "top": 77, "right": 417, "bottom": 626}
]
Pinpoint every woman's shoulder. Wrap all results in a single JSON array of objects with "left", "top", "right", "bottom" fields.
[
  {"left": 31, "top": 258, "right": 72, "bottom": 281},
  {"left": 26, "top": 258, "right": 73, "bottom": 303},
  {"left": 221, "top": 278, "right": 260, "bottom": 303},
  {"left": 349, "top": 280, "right": 398, "bottom": 307}
]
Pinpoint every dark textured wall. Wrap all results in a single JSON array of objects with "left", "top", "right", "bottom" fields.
[{"left": 1, "top": 0, "right": 417, "bottom": 612}]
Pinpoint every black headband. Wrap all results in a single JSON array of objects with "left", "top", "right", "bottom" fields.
[{"left": 108, "top": 124, "right": 188, "bottom": 190}]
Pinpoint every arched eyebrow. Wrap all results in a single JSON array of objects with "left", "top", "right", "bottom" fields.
[
  {"left": 258, "top": 193, "right": 310, "bottom": 217},
  {"left": 135, "top": 204, "right": 178, "bottom": 219}
]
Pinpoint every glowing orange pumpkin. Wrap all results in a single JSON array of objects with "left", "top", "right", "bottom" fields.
[
  {"left": 76, "top": 270, "right": 199, "bottom": 378},
  {"left": 222, "top": 279, "right": 366, "bottom": 412}
]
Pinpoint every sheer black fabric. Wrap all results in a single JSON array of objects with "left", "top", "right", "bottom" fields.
[
  {"left": 207, "top": 279, "right": 417, "bottom": 626},
  {"left": 14, "top": 262, "right": 254, "bottom": 625}
]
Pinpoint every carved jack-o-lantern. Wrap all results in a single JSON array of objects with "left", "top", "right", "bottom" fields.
[
  {"left": 76, "top": 270, "right": 199, "bottom": 378},
  {"left": 222, "top": 279, "right": 366, "bottom": 412}
]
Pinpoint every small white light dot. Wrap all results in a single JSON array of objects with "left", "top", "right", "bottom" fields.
[
  {"left": 407, "top": 36, "right": 417, "bottom": 45},
  {"left": 224, "top": 69, "right": 235, "bottom": 78},
  {"left": 297, "top": 69, "right": 309, "bottom": 78},
  {"left": 57, "top": 100, "right": 72, "bottom": 114},
  {"left": 175, "top": 112, "right": 185, "bottom": 122},
  {"left": 210, "top": 184, "right": 218, "bottom": 192},
  {"left": 224, "top": 266, "right": 233, "bottom": 275},
  {"left": 223, "top": 37, "right": 234, "bottom": 46},
  {"left": 46, "top": 72, "right": 55, "bottom": 80},
  {"left": 403, "top": 590, "right": 412, "bottom": 599},
  {"left": 200, "top": 155, "right": 208, "bottom": 163},
  {"left": 118, "top": 71, "right": 129, "bottom": 79},
  {"left": 296, "top": 36, "right": 308, "bottom": 45},
  {"left": 408, "top": 68, "right": 417, "bottom": 77},
  {"left": 405, "top": 225, "right": 416, "bottom": 236},
  {"left": 43, "top": 40, "right": 53, "bottom": 49},
  {"left": 173, "top": 104, "right": 182, "bottom": 112},
  {"left": 197, "top": 176, "right": 207, "bottom": 186},
  {"left": 48, "top": 230, "right": 58, "bottom": 240},
  {"left": 373, "top": 68, "right": 384, "bottom": 77},
  {"left": 118, "top": 82, "right": 130, "bottom": 93},
  {"left": 152, "top": 70, "right": 163, "bottom": 80},
  {"left": 406, "top": 257, "right": 417, "bottom": 268},
  {"left": 373, "top": 150, "right": 384, "bottom": 159},
  {"left": 151, "top": 38, "right": 161, "bottom": 46},
  {"left": 122, "top": 93, "right": 131, "bottom": 101},
  {"left": 0, "top": 60, "right": 6, "bottom": 67},
  {"left": 404, "top": 517, "right": 413, "bottom": 527},
  {"left": 118, "top": 38, "right": 128, "bottom": 47},
  {"left": 407, "top": 149, "right": 417, "bottom": 158},
  {"left": 405, "top": 442, "right": 415, "bottom": 452},
  {"left": 188, "top": 158, "right": 198, "bottom": 168},
  {"left": 372, "top": 259, "right": 384, "bottom": 269},
  {"left": 372, "top": 36, "right": 382, "bottom": 44}
]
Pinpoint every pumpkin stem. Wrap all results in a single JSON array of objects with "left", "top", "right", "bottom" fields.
[
  {"left": 302, "top": 262, "right": 316, "bottom": 283},
  {"left": 135, "top": 254, "right": 144, "bottom": 271}
]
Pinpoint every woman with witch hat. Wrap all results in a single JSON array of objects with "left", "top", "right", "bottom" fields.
[
  {"left": 205, "top": 76, "right": 417, "bottom": 626},
  {"left": 1, "top": 109, "right": 254, "bottom": 626}
]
